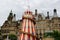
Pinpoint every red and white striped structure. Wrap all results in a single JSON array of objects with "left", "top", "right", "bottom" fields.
[{"left": 20, "top": 10, "right": 36, "bottom": 40}]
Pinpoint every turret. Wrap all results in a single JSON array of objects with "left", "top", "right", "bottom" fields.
[
  {"left": 12, "top": 14, "right": 16, "bottom": 21},
  {"left": 7, "top": 10, "right": 13, "bottom": 21},
  {"left": 53, "top": 9, "right": 58, "bottom": 17}
]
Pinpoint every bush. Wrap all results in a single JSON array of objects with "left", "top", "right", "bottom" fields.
[
  {"left": 44, "top": 30, "right": 60, "bottom": 40},
  {"left": 9, "top": 34, "right": 17, "bottom": 40}
]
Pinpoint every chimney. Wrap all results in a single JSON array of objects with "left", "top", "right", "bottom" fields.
[
  {"left": 53, "top": 9, "right": 58, "bottom": 17},
  {"left": 35, "top": 9, "right": 37, "bottom": 16},
  {"left": 46, "top": 11, "right": 50, "bottom": 19},
  {"left": 47, "top": 11, "right": 49, "bottom": 19}
]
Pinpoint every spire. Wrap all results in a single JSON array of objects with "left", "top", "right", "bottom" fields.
[
  {"left": 10, "top": 10, "right": 12, "bottom": 13},
  {"left": 26, "top": 0, "right": 30, "bottom": 11},
  {"left": 53, "top": 9, "right": 58, "bottom": 17},
  {"left": 24, "top": 0, "right": 32, "bottom": 15},
  {"left": 7, "top": 10, "right": 13, "bottom": 21},
  {"left": 10, "top": 10, "right": 13, "bottom": 16}
]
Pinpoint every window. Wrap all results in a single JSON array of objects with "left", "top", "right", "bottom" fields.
[
  {"left": 1, "top": 29, "right": 9, "bottom": 33},
  {"left": 59, "top": 24, "right": 60, "bottom": 27}
]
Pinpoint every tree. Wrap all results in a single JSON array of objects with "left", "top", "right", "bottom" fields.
[
  {"left": 52, "top": 30, "right": 60, "bottom": 40},
  {"left": 9, "top": 34, "right": 17, "bottom": 40},
  {"left": 44, "top": 30, "right": 60, "bottom": 40}
]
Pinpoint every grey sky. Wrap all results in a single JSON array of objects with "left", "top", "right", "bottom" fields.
[{"left": 0, "top": 0, "right": 60, "bottom": 26}]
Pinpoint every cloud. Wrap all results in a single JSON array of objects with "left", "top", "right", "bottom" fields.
[{"left": 0, "top": 0, "right": 60, "bottom": 26}]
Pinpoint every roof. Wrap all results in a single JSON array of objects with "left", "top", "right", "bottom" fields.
[{"left": 0, "top": 26, "right": 1, "bottom": 30}]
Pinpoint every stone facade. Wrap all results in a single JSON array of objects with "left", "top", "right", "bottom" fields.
[
  {"left": 1, "top": 10, "right": 20, "bottom": 40},
  {"left": 34, "top": 9, "right": 60, "bottom": 40},
  {"left": 0, "top": 9, "right": 60, "bottom": 40}
]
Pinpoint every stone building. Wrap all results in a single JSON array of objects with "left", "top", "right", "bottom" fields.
[
  {"left": 1, "top": 10, "right": 20, "bottom": 40},
  {"left": 0, "top": 9, "right": 60, "bottom": 40},
  {"left": 34, "top": 9, "right": 60, "bottom": 40},
  {"left": 0, "top": 27, "right": 2, "bottom": 40}
]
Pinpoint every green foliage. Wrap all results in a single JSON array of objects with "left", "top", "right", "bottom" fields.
[
  {"left": 44, "top": 32, "right": 53, "bottom": 37},
  {"left": 44, "top": 30, "right": 60, "bottom": 40},
  {"left": 52, "top": 30, "right": 60, "bottom": 40},
  {"left": 9, "top": 34, "right": 17, "bottom": 40}
]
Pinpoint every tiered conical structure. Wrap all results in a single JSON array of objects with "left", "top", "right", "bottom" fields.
[{"left": 20, "top": 10, "right": 36, "bottom": 40}]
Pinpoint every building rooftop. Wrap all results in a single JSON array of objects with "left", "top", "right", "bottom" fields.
[{"left": 0, "top": 26, "right": 1, "bottom": 30}]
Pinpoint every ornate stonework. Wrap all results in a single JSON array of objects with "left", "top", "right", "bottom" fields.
[{"left": 1, "top": 9, "right": 60, "bottom": 40}]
